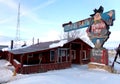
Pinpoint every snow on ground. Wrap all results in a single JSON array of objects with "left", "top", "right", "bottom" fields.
[
  {"left": 1, "top": 57, "right": 120, "bottom": 84},
  {"left": 0, "top": 60, "right": 13, "bottom": 83},
  {"left": 5, "top": 64, "right": 120, "bottom": 84},
  {"left": 0, "top": 60, "right": 27, "bottom": 84}
]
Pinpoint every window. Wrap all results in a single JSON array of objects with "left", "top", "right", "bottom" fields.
[
  {"left": 82, "top": 50, "right": 88, "bottom": 60},
  {"left": 50, "top": 50, "right": 55, "bottom": 61},
  {"left": 39, "top": 54, "right": 42, "bottom": 64},
  {"left": 60, "top": 50, "right": 66, "bottom": 57},
  {"left": 72, "top": 50, "right": 76, "bottom": 59},
  {"left": 27, "top": 54, "right": 33, "bottom": 64},
  {"left": 58, "top": 48, "right": 68, "bottom": 57},
  {"left": 67, "top": 50, "right": 69, "bottom": 56}
]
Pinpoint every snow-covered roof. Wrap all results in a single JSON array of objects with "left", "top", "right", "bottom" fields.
[
  {"left": 0, "top": 45, "right": 8, "bottom": 51},
  {"left": 49, "top": 39, "right": 68, "bottom": 48},
  {"left": 9, "top": 38, "right": 92, "bottom": 55},
  {"left": 9, "top": 40, "right": 60, "bottom": 54}
]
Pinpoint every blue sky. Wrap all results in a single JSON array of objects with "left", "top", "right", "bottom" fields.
[{"left": 0, "top": 0, "right": 120, "bottom": 48}]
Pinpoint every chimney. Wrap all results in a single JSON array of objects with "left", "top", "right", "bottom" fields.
[
  {"left": 11, "top": 40, "right": 14, "bottom": 49},
  {"left": 37, "top": 38, "right": 39, "bottom": 44}
]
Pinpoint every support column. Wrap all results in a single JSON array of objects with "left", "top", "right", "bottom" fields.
[
  {"left": 69, "top": 43, "right": 72, "bottom": 62},
  {"left": 54, "top": 49, "right": 57, "bottom": 63},
  {"left": 27, "top": 54, "right": 29, "bottom": 64},
  {"left": 80, "top": 43, "right": 83, "bottom": 64},
  {"left": 20, "top": 54, "right": 24, "bottom": 67},
  {"left": 66, "top": 50, "right": 68, "bottom": 62}
]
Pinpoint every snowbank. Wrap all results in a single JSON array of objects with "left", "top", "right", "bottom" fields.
[
  {"left": 1, "top": 57, "right": 120, "bottom": 84},
  {"left": 0, "top": 60, "right": 14, "bottom": 83},
  {"left": 6, "top": 65, "right": 120, "bottom": 84}
]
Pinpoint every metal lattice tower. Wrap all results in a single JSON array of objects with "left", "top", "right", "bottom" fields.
[{"left": 16, "top": 3, "right": 20, "bottom": 42}]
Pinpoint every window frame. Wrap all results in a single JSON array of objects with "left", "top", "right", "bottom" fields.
[
  {"left": 71, "top": 50, "right": 76, "bottom": 60},
  {"left": 82, "top": 50, "right": 88, "bottom": 60},
  {"left": 58, "top": 48, "right": 69, "bottom": 57}
]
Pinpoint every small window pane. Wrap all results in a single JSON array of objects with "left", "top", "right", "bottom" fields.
[{"left": 50, "top": 51, "right": 55, "bottom": 61}]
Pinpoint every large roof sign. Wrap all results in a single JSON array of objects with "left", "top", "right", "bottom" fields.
[
  {"left": 63, "top": 6, "right": 115, "bottom": 49},
  {"left": 63, "top": 10, "right": 115, "bottom": 32},
  {"left": 62, "top": 6, "right": 116, "bottom": 65}
]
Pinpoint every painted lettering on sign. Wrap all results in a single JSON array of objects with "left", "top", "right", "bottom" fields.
[
  {"left": 92, "top": 49, "right": 103, "bottom": 57},
  {"left": 63, "top": 10, "right": 115, "bottom": 32},
  {"left": 63, "top": 18, "right": 92, "bottom": 32}
]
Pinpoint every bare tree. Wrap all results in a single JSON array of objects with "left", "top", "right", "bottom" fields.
[
  {"left": 68, "top": 30, "right": 80, "bottom": 39},
  {"left": 59, "top": 29, "right": 83, "bottom": 40}
]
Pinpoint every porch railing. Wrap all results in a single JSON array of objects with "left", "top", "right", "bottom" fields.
[{"left": 19, "top": 62, "right": 71, "bottom": 74}]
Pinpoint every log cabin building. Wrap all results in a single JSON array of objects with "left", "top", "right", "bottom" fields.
[{"left": 6, "top": 38, "right": 92, "bottom": 74}]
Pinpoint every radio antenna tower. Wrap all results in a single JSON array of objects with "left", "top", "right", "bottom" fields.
[{"left": 15, "top": 2, "right": 21, "bottom": 46}]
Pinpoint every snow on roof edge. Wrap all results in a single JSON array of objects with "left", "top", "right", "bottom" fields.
[{"left": 49, "top": 39, "right": 68, "bottom": 48}]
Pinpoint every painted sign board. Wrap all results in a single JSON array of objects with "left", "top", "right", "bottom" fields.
[
  {"left": 63, "top": 10, "right": 115, "bottom": 32},
  {"left": 91, "top": 49, "right": 108, "bottom": 65}
]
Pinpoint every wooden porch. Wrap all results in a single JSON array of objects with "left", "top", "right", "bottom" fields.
[{"left": 13, "top": 59, "right": 71, "bottom": 74}]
